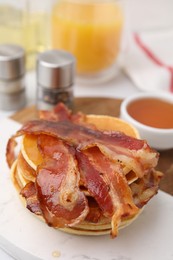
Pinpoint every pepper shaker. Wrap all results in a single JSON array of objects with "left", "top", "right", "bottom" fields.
[
  {"left": 36, "top": 49, "right": 75, "bottom": 110},
  {"left": 0, "top": 44, "right": 26, "bottom": 111}
]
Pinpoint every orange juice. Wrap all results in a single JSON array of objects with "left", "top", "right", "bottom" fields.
[{"left": 52, "top": 0, "right": 124, "bottom": 74}]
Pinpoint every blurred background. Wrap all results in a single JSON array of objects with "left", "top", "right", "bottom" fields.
[
  {"left": 0, "top": 0, "right": 173, "bottom": 108},
  {"left": 0, "top": 0, "right": 172, "bottom": 69},
  {"left": 129, "top": 0, "right": 173, "bottom": 31}
]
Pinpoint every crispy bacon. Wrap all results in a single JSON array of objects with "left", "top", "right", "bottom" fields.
[
  {"left": 20, "top": 182, "right": 41, "bottom": 215},
  {"left": 130, "top": 169, "right": 163, "bottom": 208},
  {"left": 77, "top": 147, "right": 139, "bottom": 237},
  {"left": 14, "top": 120, "right": 158, "bottom": 178},
  {"left": 35, "top": 135, "right": 89, "bottom": 227},
  {"left": 39, "top": 102, "right": 92, "bottom": 129},
  {"left": 39, "top": 102, "right": 71, "bottom": 121},
  {"left": 6, "top": 103, "right": 162, "bottom": 236},
  {"left": 85, "top": 197, "right": 102, "bottom": 223},
  {"left": 71, "top": 112, "right": 88, "bottom": 125},
  {"left": 76, "top": 150, "right": 114, "bottom": 217}
]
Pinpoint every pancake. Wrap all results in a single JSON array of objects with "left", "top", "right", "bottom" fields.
[{"left": 17, "top": 152, "right": 36, "bottom": 182}]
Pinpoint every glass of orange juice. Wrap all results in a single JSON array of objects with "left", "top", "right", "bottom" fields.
[{"left": 52, "top": 0, "right": 125, "bottom": 83}]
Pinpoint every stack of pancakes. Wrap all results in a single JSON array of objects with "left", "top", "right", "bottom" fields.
[{"left": 10, "top": 115, "right": 143, "bottom": 236}]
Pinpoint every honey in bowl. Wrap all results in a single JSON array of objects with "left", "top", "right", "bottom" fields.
[{"left": 127, "top": 98, "right": 173, "bottom": 129}]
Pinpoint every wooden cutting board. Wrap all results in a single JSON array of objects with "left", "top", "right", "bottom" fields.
[{"left": 11, "top": 97, "right": 173, "bottom": 196}]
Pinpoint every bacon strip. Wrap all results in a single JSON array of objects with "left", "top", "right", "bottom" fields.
[
  {"left": 130, "top": 169, "right": 163, "bottom": 208},
  {"left": 77, "top": 147, "right": 139, "bottom": 237},
  {"left": 76, "top": 150, "right": 114, "bottom": 217},
  {"left": 35, "top": 135, "right": 89, "bottom": 227},
  {"left": 20, "top": 182, "right": 42, "bottom": 215},
  {"left": 39, "top": 102, "right": 90, "bottom": 127},
  {"left": 85, "top": 197, "right": 102, "bottom": 223},
  {"left": 15, "top": 120, "right": 159, "bottom": 178},
  {"left": 39, "top": 102, "right": 71, "bottom": 121}
]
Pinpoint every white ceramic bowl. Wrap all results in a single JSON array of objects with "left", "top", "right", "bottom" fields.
[{"left": 120, "top": 92, "right": 173, "bottom": 151}]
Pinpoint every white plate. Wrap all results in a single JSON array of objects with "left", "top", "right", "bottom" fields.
[{"left": 0, "top": 118, "right": 173, "bottom": 260}]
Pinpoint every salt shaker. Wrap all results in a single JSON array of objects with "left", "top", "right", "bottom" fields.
[
  {"left": 36, "top": 49, "right": 75, "bottom": 110},
  {"left": 0, "top": 44, "right": 26, "bottom": 111}
]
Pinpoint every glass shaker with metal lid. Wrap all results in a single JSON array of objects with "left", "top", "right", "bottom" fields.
[
  {"left": 36, "top": 49, "right": 75, "bottom": 110},
  {"left": 0, "top": 44, "right": 26, "bottom": 111}
]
